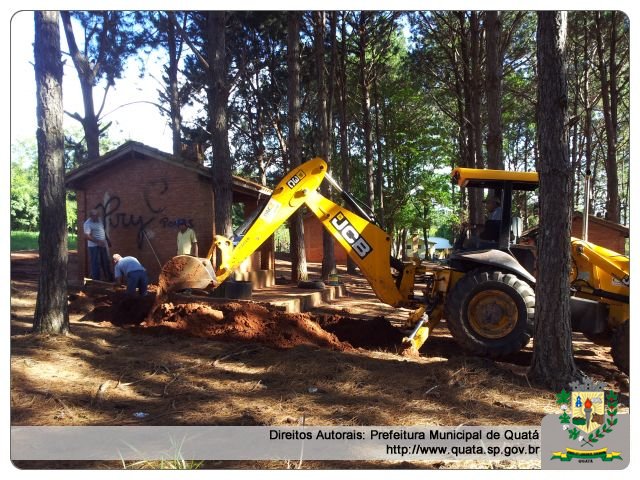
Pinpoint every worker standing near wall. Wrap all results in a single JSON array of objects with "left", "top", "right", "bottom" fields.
[
  {"left": 84, "top": 209, "right": 113, "bottom": 281},
  {"left": 112, "top": 254, "right": 148, "bottom": 296},
  {"left": 176, "top": 219, "right": 199, "bottom": 257}
]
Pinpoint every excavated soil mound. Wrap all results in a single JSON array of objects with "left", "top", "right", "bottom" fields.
[
  {"left": 140, "top": 301, "right": 352, "bottom": 351},
  {"left": 69, "top": 286, "right": 352, "bottom": 351},
  {"left": 319, "top": 315, "right": 405, "bottom": 350}
]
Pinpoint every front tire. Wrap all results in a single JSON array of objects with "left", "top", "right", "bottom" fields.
[{"left": 445, "top": 269, "right": 535, "bottom": 357}]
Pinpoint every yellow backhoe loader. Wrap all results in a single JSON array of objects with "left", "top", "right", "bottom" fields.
[{"left": 158, "top": 158, "right": 630, "bottom": 374}]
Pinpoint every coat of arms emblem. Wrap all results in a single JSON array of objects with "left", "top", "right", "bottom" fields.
[{"left": 552, "top": 378, "right": 621, "bottom": 462}]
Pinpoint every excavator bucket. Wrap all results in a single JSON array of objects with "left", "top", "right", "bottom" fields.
[{"left": 157, "top": 255, "right": 217, "bottom": 296}]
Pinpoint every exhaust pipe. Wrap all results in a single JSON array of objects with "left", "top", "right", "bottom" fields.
[{"left": 582, "top": 169, "right": 591, "bottom": 242}]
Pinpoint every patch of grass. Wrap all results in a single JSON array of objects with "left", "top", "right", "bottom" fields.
[{"left": 11, "top": 231, "right": 77, "bottom": 251}]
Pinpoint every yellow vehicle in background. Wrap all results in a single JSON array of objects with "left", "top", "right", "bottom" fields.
[
  {"left": 159, "top": 158, "right": 630, "bottom": 374},
  {"left": 443, "top": 167, "right": 629, "bottom": 373}
]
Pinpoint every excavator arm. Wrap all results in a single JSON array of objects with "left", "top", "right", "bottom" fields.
[
  {"left": 212, "top": 157, "right": 328, "bottom": 285},
  {"left": 158, "top": 158, "right": 413, "bottom": 308},
  {"left": 303, "top": 189, "right": 408, "bottom": 306}
]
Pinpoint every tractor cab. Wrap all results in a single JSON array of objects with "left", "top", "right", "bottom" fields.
[{"left": 450, "top": 167, "right": 540, "bottom": 276}]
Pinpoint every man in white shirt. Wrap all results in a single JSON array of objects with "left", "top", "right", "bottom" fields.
[
  {"left": 83, "top": 209, "right": 113, "bottom": 281},
  {"left": 477, "top": 196, "right": 502, "bottom": 243},
  {"left": 486, "top": 196, "right": 502, "bottom": 221}
]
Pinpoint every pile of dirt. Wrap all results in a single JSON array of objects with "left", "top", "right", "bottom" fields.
[
  {"left": 141, "top": 301, "right": 352, "bottom": 351},
  {"left": 69, "top": 286, "right": 354, "bottom": 351},
  {"left": 319, "top": 315, "right": 405, "bottom": 350},
  {"left": 70, "top": 285, "right": 406, "bottom": 353}
]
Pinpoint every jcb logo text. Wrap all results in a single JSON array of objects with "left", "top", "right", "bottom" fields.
[
  {"left": 286, "top": 170, "right": 306, "bottom": 189},
  {"left": 331, "top": 213, "right": 372, "bottom": 259}
]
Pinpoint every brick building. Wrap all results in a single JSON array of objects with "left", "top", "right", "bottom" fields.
[
  {"left": 521, "top": 211, "right": 629, "bottom": 255},
  {"left": 66, "top": 141, "right": 274, "bottom": 285},
  {"left": 303, "top": 215, "right": 348, "bottom": 264},
  {"left": 571, "top": 212, "right": 629, "bottom": 254}
]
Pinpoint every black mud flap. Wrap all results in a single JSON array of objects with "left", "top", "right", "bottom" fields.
[{"left": 449, "top": 249, "right": 536, "bottom": 285}]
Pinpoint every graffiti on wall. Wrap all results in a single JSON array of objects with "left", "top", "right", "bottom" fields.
[
  {"left": 93, "top": 178, "right": 192, "bottom": 250},
  {"left": 143, "top": 179, "right": 168, "bottom": 214},
  {"left": 159, "top": 217, "right": 194, "bottom": 229},
  {"left": 95, "top": 196, "right": 155, "bottom": 249}
]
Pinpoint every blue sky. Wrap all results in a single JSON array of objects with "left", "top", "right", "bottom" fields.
[{"left": 10, "top": 11, "right": 177, "bottom": 154}]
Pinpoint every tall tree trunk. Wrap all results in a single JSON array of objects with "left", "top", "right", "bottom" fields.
[
  {"left": 167, "top": 16, "right": 183, "bottom": 156},
  {"left": 595, "top": 12, "right": 620, "bottom": 222},
  {"left": 582, "top": 15, "right": 593, "bottom": 213},
  {"left": 325, "top": 11, "right": 339, "bottom": 272},
  {"left": 327, "top": 11, "right": 337, "bottom": 160},
  {"left": 207, "top": 12, "right": 233, "bottom": 240},
  {"left": 287, "top": 12, "right": 307, "bottom": 282},
  {"left": 400, "top": 228, "right": 408, "bottom": 260},
  {"left": 338, "top": 12, "right": 350, "bottom": 193},
  {"left": 315, "top": 12, "right": 336, "bottom": 280},
  {"left": 358, "top": 13, "right": 375, "bottom": 209},
  {"left": 60, "top": 11, "right": 100, "bottom": 160},
  {"left": 338, "top": 12, "right": 357, "bottom": 274},
  {"left": 470, "top": 11, "right": 484, "bottom": 170},
  {"left": 523, "top": 132, "right": 531, "bottom": 225},
  {"left": 373, "top": 77, "right": 385, "bottom": 228},
  {"left": 485, "top": 11, "right": 504, "bottom": 170},
  {"left": 470, "top": 12, "right": 485, "bottom": 219},
  {"left": 569, "top": 80, "right": 579, "bottom": 214},
  {"left": 609, "top": 12, "right": 619, "bottom": 218},
  {"left": 33, "top": 11, "right": 69, "bottom": 334},
  {"left": 529, "top": 11, "right": 579, "bottom": 390},
  {"left": 452, "top": 54, "right": 469, "bottom": 216},
  {"left": 254, "top": 70, "right": 268, "bottom": 185},
  {"left": 458, "top": 13, "right": 481, "bottom": 225}
]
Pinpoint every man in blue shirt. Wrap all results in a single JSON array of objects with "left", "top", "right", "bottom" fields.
[{"left": 112, "top": 254, "right": 148, "bottom": 296}]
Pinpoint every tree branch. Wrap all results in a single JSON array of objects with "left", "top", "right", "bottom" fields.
[
  {"left": 101, "top": 100, "right": 171, "bottom": 119},
  {"left": 64, "top": 110, "right": 85, "bottom": 123},
  {"left": 95, "top": 83, "right": 111, "bottom": 119},
  {"left": 168, "top": 11, "right": 209, "bottom": 70}
]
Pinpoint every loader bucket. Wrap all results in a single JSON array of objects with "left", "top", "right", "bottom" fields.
[{"left": 157, "top": 255, "right": 218, "bottom": 296}]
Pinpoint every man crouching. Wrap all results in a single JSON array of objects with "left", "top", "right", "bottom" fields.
[{"left": 112, "top": 254, "right": 148, "bottom": 296}]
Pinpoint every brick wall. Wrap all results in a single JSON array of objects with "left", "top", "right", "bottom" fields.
[
  {"left": 74, "top": 157, "right": 214, "bottom": 283},
  {"left": 303, "top": 216, "right": 348, "bottom": 264},
  {"left": 571, "top": 217, "right": 627, "bottom": 253}
]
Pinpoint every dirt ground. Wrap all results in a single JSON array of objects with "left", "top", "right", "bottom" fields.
[{"left": 10, "top": 251, "right": 629, "bottom": 470}]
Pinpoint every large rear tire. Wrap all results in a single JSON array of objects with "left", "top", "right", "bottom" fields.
[
  {"left": 445, "top": 269, "right": 535, "bottom": 357},
  {"left": 610, "top": 320, "right": 629, "bottom": 375}
]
